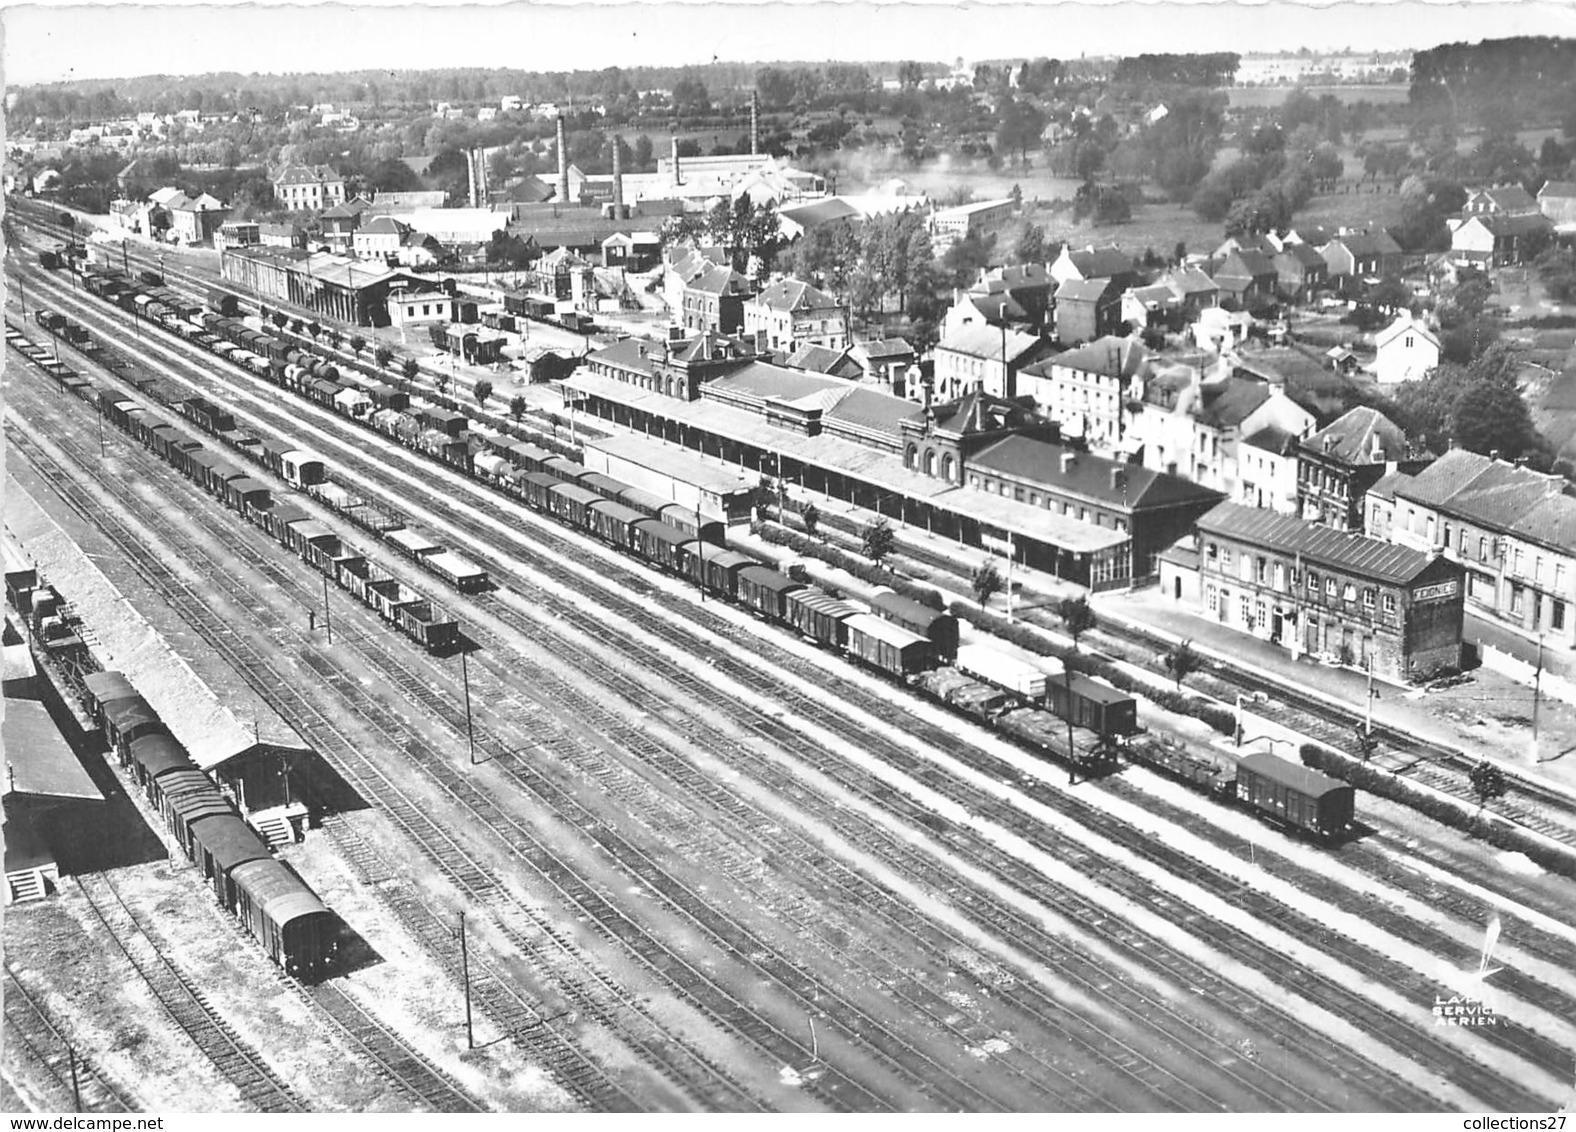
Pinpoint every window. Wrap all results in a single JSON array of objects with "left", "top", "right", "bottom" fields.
[
  {"left": 1479, "top": 536, "right": 1489, "bottom": 561},
  {"left": 1514, "top": 548, "right": 1525, "bottom": 574},
  {"left": 1308, "top": 570, "right": 1319, "bottom": 592},
  {"left": 1363, "top": 588, "right": 1375, "bottom": 609},
  {"left": 1256, "top": 600, "right": 1267, "bottom": 630},
  {"left": 1240, "top": 594, "right": 1254, "bottom": 627},
  {"left": 1559, "top": 562, "right": 1568, "bottom": 591},
  {"left": 1239, "top": 555, "right": 1252, "bottom": 582},
  {"left": 1384, "top": 593, "right": 1397, "bottom": 614},
  {"left": 1256, "top": 557, "right": 1267, "bottom": 584},
  {"left": 1555, "top": 601, "right": 1567, "bottom": 632},
  {"left": 1326, "top": 577, "right": 1338, "bottom": 597},
  {"left": 1274, "top": 564, "right": 1286, "bottom": 591},
  {"left": 1343, "top": 583, "right": 1357, "bottom": 603},
  {"left": 1459, "top": 528, "right": 1468, "bottom": 555},
  {"left": 1373, "top": 504, "right": 1382, "bottom": 527},
  {"left": 1079, "top": 508, "right": 1088, "bottom": 521},
  {"left": 1405, "top": 335, "right": 1415, "bottom": 349},
  {"left": 1207, "top": 585, "right": 1218, "bottom": 613},
  {"left": 1512, "top": 585, "right": 1525, "bottom": 615},
  {"left": 1444, "top": 523, "right": 1452, "bottom": 548},
  {"left": 1537, "top": 557, "right": 1545, "bottom": 584},
  {"left": 1221, "top": 548, "right": 1233, "bottom": 569},
  {"left": 1030, "top": 493, "right": 1040, "bottom": 506},
  {"left": 969, "top": 475, "right": 980, "bottom": 488}
]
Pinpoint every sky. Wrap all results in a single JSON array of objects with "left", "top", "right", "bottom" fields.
[{"left": 2, "top": 0, "right": 1573, "bottom": 88}]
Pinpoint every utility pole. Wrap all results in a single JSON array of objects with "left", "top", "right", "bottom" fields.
[
  {"left": 67, "top": 1043, "right": 81, "bottom": 1112},
  {"left": 1532, "top": 633, "right": 1545, "bottom": 756},
  {"left": 322, "top": 575, "right": 333, "bottom": 644},
  {"left": 459, "top": 646, "right": 476, "bottom": 765},
  {"left": 1365, "top": 655, "right": 1376, "bottom": 738},
  {"left": 458, "top": 912, "right": 474, "bottom": 1049},
  {"left": 1006, "top": 533, "right": 1016, "bottom": 624}
]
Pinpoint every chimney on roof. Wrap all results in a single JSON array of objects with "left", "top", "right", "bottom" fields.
[
  {"left": 671, "top": 137, "right": 683, "bottom": 186},
  {"left": 1323, "top": 436, "right": 1335, "bottom": 453},
  {"left": 611, "top": 135, "right": 626, "bottom": 220},
  {"left": 1370, "top": 431, "right": 1384, "bottom": 461},
  {"left": 1060, "top": 452, "right": 1076, "bottom": 475},
  {"left": 750, "top": 92, "right": 760, "bottom": 156},
  {"left": 1110, "top": 467, "right": 1126, "bottom": 491},
  {"left": 1490, "top": 448, "right": 1502, "bottom": 462},
  {"left": 557, "top": 115, "right": 570, "bottom": 205}
]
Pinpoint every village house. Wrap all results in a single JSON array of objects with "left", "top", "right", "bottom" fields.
[
  {"left": 743, "top": 278, "right": 850, "bottom": 354},
  {"left": 1054, "top": 277, "right": 1123, "bottom": 345},
  {"left": 1320, "top": 229, "right": 1404, "bottom": 282},
  {"left": 273, "top": 164, "right": 346, "bottom": 211},
  {"left": 1537, "top": 181, "right": 1576, "bottom": 235},
  {"left": 680, "top": 261, "right": 752, "bottom": 336},
  {"left": 601, "top": 231, "right": 662, "bottom": 272},
  {"left": 1297, "top": 405, "right": 1433, "bottom": 530},
  {"left": 1274, "top": 243, "right": 1329, "bottom": 303},
  {"left": 583, "top": 330, "right": 763, "bottom": 401},
  {"left": 258, "top": 222, "right": 307, "bottom": 250},
  {"left": 1121, "top": 282, "right": 1183, "bottom": 330},
  {"left": 1050, "top": 244, "right": 1140, "bottom": 292},
  {"left": 849, "top": 338, "right": 918, "bottom": 397},
  {"left": 1449, "top": 212, "right": 1553, "bottom": 269},
  {"left": 785, "top": 343, "right": 861, "bottom": 380},
  {"left": 1162, "top": 265, "right": 1220, "bottom": 321},
  {"left": 1162, "top": 502, "right": 1464, "bottom": 682},
  {"left": 1211, "top": 249, "right": 1280, "bottom": 309},
  {"left": 353, "top": 215, "right": 412, "bottom": 261},
  {"left": 1018, "top": 335, "right": 1152, "bottom": 452},
  {"left": 1463, "top": 184, "right": 1541, "bottom": 218},
  {"left": 1367, "top": 449, "right": 1576, "bottom": 644},
  {"left": 319, "top": 196, "right": 373, "bottom": 253},
  {"left": 941, "top": 289, "right": 1032, "bottom": 338},
  {"left": 1371, "top": 314, "right": 1440, "bottom": 385},
  {"left": 931, "top": 323, "right": 1052, "bottom": 401},
  {"left": 163, "top": 191, "right": 228, "bottom": 246}
]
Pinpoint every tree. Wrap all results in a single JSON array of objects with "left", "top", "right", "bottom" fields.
[
  {"left": 306, "top": 320, "right": 321, "bottom": 341},
  {"left": 1450, "top": 366, "right": 1542, "bottom": 462},
  {"left": 972, "top": 560, "right": 1003, "bottom": 609},
  {"left": 1015, "top": 222, "right": 1047, "bottom": 264},
  {"left": 349, "top": 334, "right": 366, "bottom": 358},
  {"left": 376, "top": 345, "right": 394, "bottom": 370},
  {"left": 1366, "top": 276, "right": 1413, "bottom": 314},
  {"left": 633, "top": 134, "right": 654, "bottom": 171},
  {"left": 1163, "top": 639, "right": 1203, "bottom": 689},
  {"left": 474, "top": 379, "right": 493, "bottom": 408},
  {"left": 1469, "top": 760, "right": 1507, "bottom": 811},
  {"left": 861, "top": 517, "right": 895, "bottom": 568},
  {"left": 400, "top": 357, "right": 419, "bottom": 384},
  {"left": 435, "top": 370, "right": 451, "bottom": 398},
  {"left": 509, "top": 394, "right": 527, "bottom": 422},
  {"left": 800, "top": 502, "right": 820, "bottom": 540},
  {"left": 1058, "top": 595, "right": 1097, "bottom": 649},
  {"left": 271, "top": 311, "right": 288, "bottom": 329}
]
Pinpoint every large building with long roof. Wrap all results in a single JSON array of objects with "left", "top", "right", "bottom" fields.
[{"left": 219, "top": 245, "right": 439, "bottom": 327}]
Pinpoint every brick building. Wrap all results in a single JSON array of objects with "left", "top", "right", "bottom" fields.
[
  {"left": 1297, "top": 406, "right": 1433, "bottom": 530},
  {"left": 1167, "top": 501, "right": 1465, "bottom": 681}
]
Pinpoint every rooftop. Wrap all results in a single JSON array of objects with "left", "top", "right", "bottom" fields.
[
  {"left": 1301, "top": 405, "right": 1423, "bottom": 465},
  {"left": 971, "top": 435, "right": 1223, "bottom": 512},
  {"left": 2, "top": 698, "right": 102, "bottom": 801},
  {"left": 1197, "top": 501, "right": 1444, "bottom": 585},
  {"left": 751, "top": 277, "right": 841, "bottom": 313}
]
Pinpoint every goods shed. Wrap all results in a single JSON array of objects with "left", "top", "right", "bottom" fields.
[{"left": 4, "top": 697, "right": 104, "bottom": 902}]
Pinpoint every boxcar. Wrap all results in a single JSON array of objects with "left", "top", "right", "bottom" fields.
[
  {"left": 546, "top": 483, "right": 601, "bottom": 529},
  {"left": 282, "top": 517, "right": 339, "bottom": 560},
  {"left": 867, "top": 589, "right": 959, "bottom": 660},
  {"left": 587, "top": 499, "right": 646, "bottom": 551},
  {"left": 368, "top": 384, "right": 410, "bottom": 411},
  {"left": 208, "top": 288, "right": 239, "bottom": 317},
  {"left": 424, "top": 551, "right": 489, "bottom": 594},
  {"left": 576, "top": 471, "right": 626, "bottom": 500},
  {"left": 783, "top": 588, "right": 860, "bottom": 649},
  {"left": 165, "top": 784, "right": 234, "bottom": 860},
  {"left": 280, "top": 451, "right": 327, "bottom": 488},
  {"left": 1046, "top": 671, "right": 1137, "bottom": 740},
  {"left": 188, "top": 814, "right": 271, "bottom": 910},
  {"left": 230, "top": 857, "right": 336, "bottom": 980},
  {"left": 843, "top": 613, "right": 933, "bottom": 677},
  {"left": 81, "top": 671, "right": 138, "bottom": 725},
  {"left": 659, "top": 504, "right": 724, "bottom": 546},
  {"left": 225, "top": 477, "right": 273, "bottom": 514},
  {"left": 101, "top": 695, "right": 164, "bottom": 758},
  {"left": 127, "top": 733, "right": 191, "bottom": 796},
  {"left": 505, "top": 442, "right": 552, "bottom": 474},
  {"left": 420, "top": 408, "right": 469, "bottom": 437},
  {"left": 1235, "top": 753, "right": 1355, "bottom": 838},
  {"left": 683, "top": 545, "right": 752, "bottom": 601},
  {"left": 614, "top": 485, "right": 672, "bottom": 521},
  {"left": 630, "top": 518, "right": 691, "bottom": 575},
  {"left": 516, "top": 471, "right": 560, "bottom": 512},
  {"left": 736, "top": 565, "right": 804, "bottom": 622},
  {"left": 542, "top": 455, "right": 583, "bottom": 483}
]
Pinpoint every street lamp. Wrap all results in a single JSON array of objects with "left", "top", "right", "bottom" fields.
[{"left": 1235, "top": 693, "right": 1247, "bottom": 749}]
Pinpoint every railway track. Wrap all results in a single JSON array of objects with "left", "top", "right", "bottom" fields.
[
  {"left": 3, "top": 966, "right": 134, "bottom": 1113},
  {"left": 9, "top": 305, "right": 1475, "bottom": 1109},
  {"left": 71, "top": 872, "right": 305, "bottom": 1113},
  {"left": 12, "top": 255, "right": 1576, "bottom": 1109},
  {"left": 8, "top": 316, "right": 1323, "bottom": 1110}
]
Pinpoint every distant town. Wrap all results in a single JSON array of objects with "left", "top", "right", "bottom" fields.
[{"left": 5, "top": 34, "right": 1576, "bottom": 1117}]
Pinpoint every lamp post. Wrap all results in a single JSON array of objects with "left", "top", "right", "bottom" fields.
[
  {"left": 457, "top": 912, "right": 474, "bottom": 1049},
  {"left": 1532, "top": 632, "right": 1545, "bottom": 758},
  {"left": 1235, "top": 693, "right": 1247, "bottom": 749},
  {"left": 459, "top": 646, "right": 476, "bottom": 764}
]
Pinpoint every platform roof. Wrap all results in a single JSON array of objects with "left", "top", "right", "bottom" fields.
[
  {"left": 5, "top": 476, "right": 308, "bottom": 771},
  {"left": 2, "top": 698, "right": 102, "bottom": 801}
]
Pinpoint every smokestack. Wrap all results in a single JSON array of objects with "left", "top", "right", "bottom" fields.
[
  {"left": 557, "top": 115, "right": 569, "bottom": 204},
  {"left": 612, "top": 135, "right": 626, "bottom": 220},
  {"left": 750, "top": 92, "right": 759, "bottom": 156},
  {"left": 671, "top": 137, "right": 682, "bottom": 186}
]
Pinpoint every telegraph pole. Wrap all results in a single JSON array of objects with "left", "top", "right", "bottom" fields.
[
  {"left": 459, "top": 646, "right": 476, "bottom": 764},
  {"left": 1064, "top": 665, "right": 1077, "bottom": 786},
  {"left": 696, "top": 504, "right": 706, "bottom": 602},
  {"left": 322, "top": 575, "right": 333, "bottom": 644},
  {"left": 1532, "top": 633, "right": 1545, "bottom": 756},
  {"left": 1006, "top": 533, "right": 1016, "bottom": 624},
  {"left": 67, "top": 1043, "right": 81, "bottom": 1112},
  {"left": 458, "top": 912, "right": 474, "bottom": 1049}
]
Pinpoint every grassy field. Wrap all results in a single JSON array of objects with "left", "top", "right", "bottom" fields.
[{"left": 1225, "top": 84, "right": 1412, "bottom": 109}]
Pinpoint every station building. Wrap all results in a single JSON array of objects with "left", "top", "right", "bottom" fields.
[
  {"left": 219, "top": 245, "right": 424, "bottom": 328},
  {"left": 1159, "top": 501, "right": 1464, "bottom": 682},
  {"left": 562, "top": 339, "right": 1223, "bottom": 590}
]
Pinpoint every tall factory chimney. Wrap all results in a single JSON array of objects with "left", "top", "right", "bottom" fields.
[
  {"left": 611, "top": 136, "right": 626, "bottom": 220},
  {"left": 671, "top": 137, "right": 682, "bottom": 186},
  {"left": 750, "top": 92, "right": 759, "bottom": 156},
  {"left": 556, "top": 115, "right": 570, "bottom": 204}
]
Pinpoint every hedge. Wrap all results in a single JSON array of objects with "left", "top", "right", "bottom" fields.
[
  {"left": 751, "top": 522, "right": 947, "bottom": 609},
  {"left": 1300, "top": 744, "right": 1576, "bottom": 877}
]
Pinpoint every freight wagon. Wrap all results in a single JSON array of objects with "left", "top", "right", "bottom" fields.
[{"left": 1235, "top": 753, "right": 1355, "bottom": 840}]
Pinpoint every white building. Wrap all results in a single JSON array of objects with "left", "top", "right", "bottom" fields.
[
  {"left": 931, "top": 323, "right": 1048, "bottom": 401},
  {"left": 743, "top": 278, "right": 849, "bottom": 354},
  {"left": 1018, "top": 336, "right": 1152, "bottom": 453},
  {"left": 1372, "top": 315, "right": 1439, "bottom": 386}
]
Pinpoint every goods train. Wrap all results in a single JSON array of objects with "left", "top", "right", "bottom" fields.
[
  {"left": 17, "top": 324, "right": 466, "bottom": 653},
  {"left": 34, "top": 257, "right": 1360, "bottom": 829},
  {"left": 75, "top": 664, "right": 338, "bottom": 979}
]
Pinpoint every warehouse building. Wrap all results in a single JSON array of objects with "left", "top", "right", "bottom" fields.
[{"left": 219, "top": 245, "right": 423, "bottom": 327}]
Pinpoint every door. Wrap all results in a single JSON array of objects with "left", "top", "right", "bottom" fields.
[{"left": 1174, "top": 577, "right": 1182, "bottom": 601}]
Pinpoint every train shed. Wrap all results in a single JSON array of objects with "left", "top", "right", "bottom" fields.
[
  {"left": 5, "top": 477, "right": 326, "bottom": 847},
  {"left": 582, "top": 432, "right": 758, "bottom": 526},
  {"left": 3, "top": 697, "right": 105, "bottom": 903}
]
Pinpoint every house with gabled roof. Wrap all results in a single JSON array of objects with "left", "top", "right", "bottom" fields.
[
  {"left": 1050, "top": 244, "right": 1139, "bottom": 292},
  {"left": 942, "top": 288, "right": 1032, "bottom": 338},
  {"left": 1054, "top": 277, "right": 1123, "bottom": 344},
  {"left": 1537, "top": 181, "right": 1576, "bottom": 234},
  {"left": 273, "top": 163, "right": 345, "bottom": 211},
  {"left": 1321, "top": 229, "right": 1404, "bottom": 281},
  {"left": 1019, "top": 335, "right": 1152, "bottom": 452},
  {"left": 931, "top": 323, "right": 1054, "bottom": 401},
  {"left": 163, "top": 191, "right": 229, "bottom": 246},
  {"left": 681, "top": 261, "right": 752, "bottom": 335},
  {"left": 1298, "top": 405, "right": 1433, "bottom": 530},
  {"left": 744, "top": 277, "right": 849, "bottom": 354},
  {"left": 1274, "top": 243, "right": 1329, "bottom": 303},
  {"left": 1449, "top": 211, "right": 1553, "bottom": 268},
  {"left": 1464, "top": 184, "right": 1540, "bottom": 218},
  {"left": 1163, "top": 266, "right": 1219, "bottom": 320},
  {"left": 785, "top": 342, "right": 861, "bottom": 380},
  {"left": 849, "top": 337, "right": 918, "bottom": 396},
  {"left": 1211, "top": 249, "right": 1280, "bottom": 308},
  {"left": 1372, "top": 315, "right": 1440, "bottom": 385}
]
